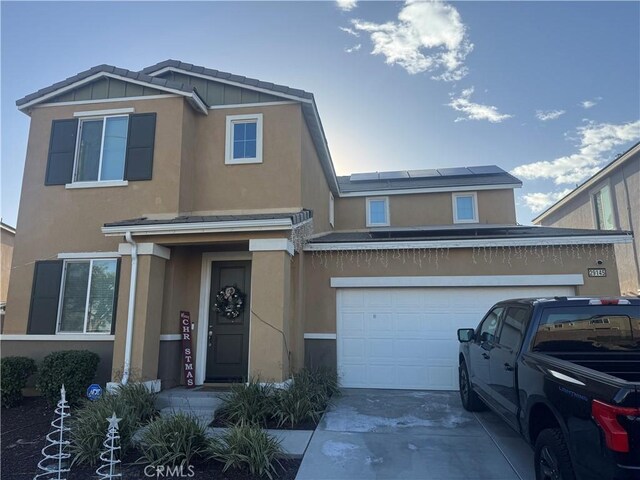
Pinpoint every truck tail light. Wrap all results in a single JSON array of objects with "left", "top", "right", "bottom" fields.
[{"left": 592, "top": 400, "right": 640, "bottom": 453}]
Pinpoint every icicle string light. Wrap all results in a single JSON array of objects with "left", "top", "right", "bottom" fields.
[{"left": 309, "top": 244, "right": 612, "bottom": 270}]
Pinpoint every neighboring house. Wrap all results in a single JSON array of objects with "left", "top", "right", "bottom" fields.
[
  {"left": 533, "top": 142, "right": 640, "bottom": 296},
  {"left": 1, "top": 60, "right": 632, "bottom": 391},
  {"left": 1, "top": 221, "right": 16, "bottom": 331}
]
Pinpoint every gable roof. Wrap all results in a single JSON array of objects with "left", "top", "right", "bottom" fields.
[
  {"left": 338, "top": 165, "right": 522, "bottom": 195},
  {"left": 141, "top": 60, "right": 340, "bottom": 194},
  {"left": 141, "top": 60, "right": 314, "bottom": 102},
  {"left": 16, "top": 64, "right": 208, "bottom": 114},
  {"left": 532, "top": 141, "right": 640, "bottom": 224}
]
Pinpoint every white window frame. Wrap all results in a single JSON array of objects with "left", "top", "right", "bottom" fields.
[
  {"left": 366, "top": 196, "right": 390, "bottom": 227},
  {"left": 72, "top": 114, "right": 129, "bottom": 184},
  {"left": 329, "top": 192, "right": 335, "bottom": 228},
  {"left": 55, "top": 258, "right": 118, "bottom": 335},
  {"left": 591, "top": 182, "right": 617, "bottom": 230},
  {"left": 452, "top": 192, "right": 479, "bottom": 224},
  {"left": 225, "top": 113, "right": 263, "bottom": 165}
]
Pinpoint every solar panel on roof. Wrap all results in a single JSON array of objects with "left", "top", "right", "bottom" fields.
[
  {"left": 379, "top": 171, "right": 410, "bottom": 180},
  {"left": 407, "top": 169, "right": 440, "bottom": 178},
  {"left": 437, "top": 167, "right": 473, "bottom": 177},
  {"left": 350, "top": 172, "right": 379, "bottom": 182},
  {"left": 467, "top": 165, "right": 504, "bottom": 175}
]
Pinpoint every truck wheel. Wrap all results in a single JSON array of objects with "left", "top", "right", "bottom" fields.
[
  {"left": 459, "top": 361, "right": 486, "bottom": 412},
  {"left": 534, "top": 428, "right": 576, "bottom": 480}
]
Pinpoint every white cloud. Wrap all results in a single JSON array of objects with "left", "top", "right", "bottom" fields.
[
  {"left": 340, "top": 26, "right": 360, "bottom": 37},
  {"left": 351, "top": 0, "right": 473, "bottom": 81},
  {"left": 448, "top": 87, "right": 513, "bottom": 123},
  {"left": 337, "top": 0, "right": 357, "bottom": 12},
  {"left": 581, "top": 97, "right": 601, "bottom": 109},
  {"left": 535, "top": 109, "right": 565, "bottom": 121},
  {"left": 521, "top": 189, "right": 573, "bottom": 213},
  {"left": 345, "top": 44, "right": 362, "bottom": 53},
  {"left": 511, "top": 120, "right": 640, "bottom": 185}
]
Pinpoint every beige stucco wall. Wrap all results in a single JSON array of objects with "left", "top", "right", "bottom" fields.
[
  {"left": 1, "top": 227, "right": 14, "bottom": 304},
  {"left": 334, "top": 189, "right": 517, "bottom": 230},
  {"left": 4, "top": 97, "right": 187, "bottom": 334},
  {"left": 303, "top": 245, "right": 621, "bottom": 333},
  {"left": 537, "top": 154, "right": 640, "bottom": 295},
  {"left": 186, "top": 103, "right": 303, "bottom": 214},
  {"left": 301, "top": 116, "right": 332, "bottom": 234}
]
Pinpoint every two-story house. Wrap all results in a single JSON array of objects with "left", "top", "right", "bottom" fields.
[
  {"left": 533, "top": 142, "right": 640, "bottom": 296},
  {"left": 1, "top": 60, "right": 632, "bottom": 391}
]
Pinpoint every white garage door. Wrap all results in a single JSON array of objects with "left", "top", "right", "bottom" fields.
[{"left": 337, "top": 285, "right": 575, "bottom": 390}]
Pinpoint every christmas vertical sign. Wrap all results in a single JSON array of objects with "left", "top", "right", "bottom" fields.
[{"left": 180, "top": 311, "right": 196, "bottom": 388}]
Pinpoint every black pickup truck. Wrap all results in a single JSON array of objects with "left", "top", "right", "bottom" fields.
[{"left": 457, "top": 297, "right": 640, "bottom": 480}]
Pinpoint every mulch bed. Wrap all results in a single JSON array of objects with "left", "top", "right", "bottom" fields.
[
  {"left": 1, "top": 397, "right": 301, "bottom": 480},
  {"left": 210, "top": 415, "right": 318, "bottom": 431}
]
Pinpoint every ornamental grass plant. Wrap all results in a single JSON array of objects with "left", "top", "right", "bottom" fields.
[
  {"left": 217, "top": 368, "right": 339, "bottom": 428},
  {"left": 138, "top": 413, "right": 208, "bottom": 468},
  {"left": 217, "top": 378, "right": 274, "bottom": 427},
  {"left": 207, "top": 422, "right": 283, "bottom": 480},
  {"left": 70, "top": 383, "right": 157, "bottom": 466}
]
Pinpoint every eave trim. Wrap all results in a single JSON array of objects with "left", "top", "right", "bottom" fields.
[{"left": 102, "top": 218, "right": 294, "bottom": 236}]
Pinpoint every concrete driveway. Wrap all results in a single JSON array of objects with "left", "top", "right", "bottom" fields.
[{"left": 295, "top": 389, "right": 534, "bottom": 480}]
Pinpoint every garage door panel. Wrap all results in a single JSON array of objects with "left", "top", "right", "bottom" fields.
[
  {"left": 338, "top": 285, "right": 575, "bottom": 390},
  {"left": 342, "top": 313, "right": 365, "bottom": 334}
]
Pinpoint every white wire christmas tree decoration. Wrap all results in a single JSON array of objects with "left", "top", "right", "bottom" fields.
[
  {"left": 34, "top": 385, "right": 70, "bottom": 480},
  {"left": 96, "top": 413, "right": 122, "bottom": 479}
]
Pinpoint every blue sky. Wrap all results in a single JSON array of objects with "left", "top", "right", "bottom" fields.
[{"left": 1, "top": 1, "right": 639, "bottom": 228}]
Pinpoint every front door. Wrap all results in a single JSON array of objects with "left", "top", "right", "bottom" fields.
[{"left": 206, "top": 261, "right": 251, "bottom": 382}]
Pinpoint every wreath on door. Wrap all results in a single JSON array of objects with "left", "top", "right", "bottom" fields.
[{"left": 213, "top": 285, "right": 246, "bottom": 319}]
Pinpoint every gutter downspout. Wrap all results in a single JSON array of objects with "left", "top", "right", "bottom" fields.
[{"left": 122, "top": 231, "right": 138, "bottom": 385}]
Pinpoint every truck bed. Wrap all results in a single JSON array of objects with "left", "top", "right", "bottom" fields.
[{"left": 544, "top": 351, "right": 640, "bottom": 382}]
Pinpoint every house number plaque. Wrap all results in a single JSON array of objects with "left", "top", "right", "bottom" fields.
[
  {"left": 588, "top": 268, "right": 607, "bottom": 277},
  {"left": 180, "top": 311, "right": 196, "bottom": 388}
]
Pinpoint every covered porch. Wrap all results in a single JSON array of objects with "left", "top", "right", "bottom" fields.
[{"left": 102, "top": 210, "right": 312, "bottom": 389}]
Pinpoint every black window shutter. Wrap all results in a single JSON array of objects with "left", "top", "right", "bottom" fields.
[
  {"left": 27, "top": 260, "right": 64, "bottom": 334},
  {"left": 110, "top": 259, "right": 121, "bottom": 335},
  {"left": 124, "top": 113, "right": 156, "bottom": 181},
  {"left": 45, "top": 119, "right": 78, "bottom": 185}
]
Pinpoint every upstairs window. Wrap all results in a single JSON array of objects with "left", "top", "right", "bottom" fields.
[
  {"left": 453, "top": 192, "right": 478, "bottom": 223},
  {"left": 57, "top": 259, "right": 118, "bottom": 334},
  {"left": 75, "top": 116, "right": 129, "bottom": 182},
  {"left": 45, "top": 111, "right": 156, "bottom": 187},
  {"left": 593, "top": 185, "right": 615, "bottom": 230},
  {"left": 225, "top": 114, "right": 263, "bottom": 164},
  {"left": 366, "top": 197, "right": 389, "bottom": 227}
]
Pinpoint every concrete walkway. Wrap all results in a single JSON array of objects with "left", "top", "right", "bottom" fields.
[{"left": 295, "top": 389, "right": 534, "bottom": 480}]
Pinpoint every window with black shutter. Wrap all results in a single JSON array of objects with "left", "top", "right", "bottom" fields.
[
  {"left": 27, "top": 260, "right": 64, "bottom": 334},
  {"left": 44, "top": 113, "right": 156, "bottom": 185}
]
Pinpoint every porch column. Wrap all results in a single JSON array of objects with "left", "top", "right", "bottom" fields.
[
  {"left": 111, "top": 243, "right": 170, "bottom": 387},
  {"left": 249, "top": 239, "right": 294, "bottom": 382}
]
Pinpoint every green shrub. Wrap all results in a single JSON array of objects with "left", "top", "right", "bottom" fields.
[
  {"left": 272, "top": 376, "right": 323, "bottom": 428},
  {"left": 218, "top": 379, "right": 274, "bottom": 426},
  {"left": 1, "top": 356, "right": 37, "bottom": 407},
  {"left": 208, "top": 423, "right": 283, "bottom": 479},
  {"left": 70, "top": 383, "right": 157, "bottom": 466},
  {"left": 37, "top": 350, "right": 99, "bottom": 404},
  {"left": 309, "top": 367, "right": 340, "bottom": 399},
  {"left": 138, "top": 413, "right": 208, "bottom": 467}
]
